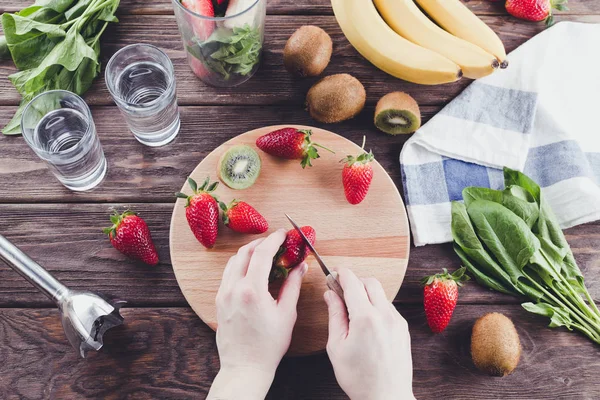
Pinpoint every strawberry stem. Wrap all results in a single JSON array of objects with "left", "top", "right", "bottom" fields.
[
  {"left": 313, "top": 142, "right": 336, "bottom": 154},
  {"left": 421, "top": 267, "right": 470, "bottom": 287}
]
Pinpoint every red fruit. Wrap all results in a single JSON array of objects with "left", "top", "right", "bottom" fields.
[
  {"left": 341, "top": 137, "right": 374, "bottom": 205},
  {"left": 104, "top": 211, "right": 159, "bottom": 266},
  {"left": 181, "top": 0, "right": 215, "bottom": 40},
  {"left": 505, "top": 0, "right": 568, "bottom": 25},
  {"left": 422, "top": 268, "right": 469, "bottom": 333},
  {"left": 220, "top": 200, "right": 269, "bottom": 234},
  {"left": 188, "top": 54, "right": 210, "bottom": 78},
  {"left": 256, "top": 128, "right": 334, "bottom": 168},
  {"left": 275, "top": 226, "right": 316, "bottom": 270},
  {"left": 176, "top": 177, "right": 220, "bottom": 248}
]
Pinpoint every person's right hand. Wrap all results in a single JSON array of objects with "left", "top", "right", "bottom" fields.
[{"left": 324, "top": 268, "right": 415, "bottom": 400}]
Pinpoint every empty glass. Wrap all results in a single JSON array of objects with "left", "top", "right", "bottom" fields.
[
  {"left": 172, "top": 0, "right": 267, "bottom": 87},
  {"left": 105, "top": 44, "right": 180, "bottom": 147},
  {"left": 21, "top": 90, "right": 107, "bottom": 192}
]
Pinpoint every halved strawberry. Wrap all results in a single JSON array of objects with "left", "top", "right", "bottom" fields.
[{"left": 181, "top": 0, "right": 215, "bottom": 40}]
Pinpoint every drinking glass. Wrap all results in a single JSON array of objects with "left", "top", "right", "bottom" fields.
[
  {"left": 172, "top": 0, "right": 267, "bottom": 87},
  {"left": 105, "top": 44, "right": 180, "bottom": 147},
  {"left": 21, "top": 90, "right": 107, "bottom": 192}
]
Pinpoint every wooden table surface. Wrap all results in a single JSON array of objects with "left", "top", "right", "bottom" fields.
[{"left": 0, "top": 1, "right": 599, "bottom": 399}]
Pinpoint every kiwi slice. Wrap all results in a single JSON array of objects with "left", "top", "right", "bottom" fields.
[
  {"left": 217, "top": 145, "right": 261, "bottom": 190},
  {"left": 374, "top": 92, "right": 421, "bottom": 135}
]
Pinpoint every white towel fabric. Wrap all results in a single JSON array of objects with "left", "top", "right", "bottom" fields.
[{"left": 400, "top": 22, "right": 600, "bottom": 246}]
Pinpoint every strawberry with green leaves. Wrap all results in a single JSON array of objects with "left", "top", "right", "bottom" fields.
[
  {"left": 505, "top": 0, "right": 568, "bottom": 26},
  {"left": 422, "top": 267, "right": 469, "bottom": 333},
  {"left": 341, "top": 137, "right": 374, "bottom": 205},
  {"left": 176, "top": 177, "right": 220, "bottom": 249},
  {"left": 256, "top": 127, "right": 334, "bottom": 168},
  {"left": 104, "top": 211, "right": 159, "bottom": 266},
  {"left": 220, "top": 200, "right": 269, "bottom": 234},
  {"left": 272, "top": 226, "right": 316, "bottom": 279}
]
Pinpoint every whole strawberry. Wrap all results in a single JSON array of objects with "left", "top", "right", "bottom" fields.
[
  {"left": 104, "top": 211, "right": 159, "bottom": 265},
  {"left": 505, "top": 0, "right": 568, "bottom": 26},
  {"left": 220, "top": 200, "right": 269, "bottom": 234},
  {"left": 256, "top": 127, "right": 334, "bottom": 168},
  {"left": 176, "top": 177, "right": 220, "bottom": 248},
  {"left": 341, "top": 137, "right": 374, "bottom": 205},
  {"left": 422, "top": 267, "right": 469, "bottom": 333},
  {"left": 272, "top": 226, "right": 316, "bottom": 278}
]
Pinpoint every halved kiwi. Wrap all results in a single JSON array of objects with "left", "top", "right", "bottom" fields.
[
  {"left": 217, "top": 145, "right": 261, "bottom": 190},
  {"left": 374, "top": 92, "right": 421, "bottom": 135}
]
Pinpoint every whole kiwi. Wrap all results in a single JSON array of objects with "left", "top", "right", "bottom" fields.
[
  {"left": 306, "top": 74, "right": 366, "bottom": 123},
  {"left": 471, "top": 313, "right": 521, "bottom": 377},
  {"left": 284, "top": 26, "right": 332, "bottom": 77}
]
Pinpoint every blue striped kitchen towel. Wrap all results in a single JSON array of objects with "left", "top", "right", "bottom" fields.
[{"left": 400, "top": 22, "right": 600, "bottom": 246}]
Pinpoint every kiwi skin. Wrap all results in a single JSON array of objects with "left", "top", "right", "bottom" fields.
[
  {"left": 217, "top": 145, "right": 261, "bottom": 190},
  {"left": 306, "top": 74, "right": 366, "bottom": 123},
  {"left": 471, "top": 312, "right": 521, "bottom": 377},
  {"left": 374, "top": 92, "right": 421, "bottom": 135},
  {"left": 284, "top": 26, "right": 332, "bottom": 78}
]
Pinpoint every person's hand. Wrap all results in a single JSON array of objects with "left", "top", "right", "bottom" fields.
[
  {"left": 207, "top": 229, "right": 308, "bottom": 400},
  {"left": 325, "top": 268, "right": 415, "bottom": 400}
]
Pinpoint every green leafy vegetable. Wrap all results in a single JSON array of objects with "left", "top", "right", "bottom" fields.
[
  {"left": 1, "top": 0, "right": 120, "bottom": 135},
  {"left": 191, "top": 25, "right": 262, "bottom": 81},
  {"left": 452, "top": 167, "right": 600, "bottom": 344}
]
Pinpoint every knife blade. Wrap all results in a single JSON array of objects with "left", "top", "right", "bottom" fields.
[{"left": 284, "top": 214, "right": 345, "bottom": 300}]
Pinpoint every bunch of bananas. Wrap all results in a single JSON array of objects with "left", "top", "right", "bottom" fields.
[{"left": 332, "top": 0, "right": 508, "bottom": 85}]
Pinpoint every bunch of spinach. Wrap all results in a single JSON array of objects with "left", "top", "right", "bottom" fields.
[
  {"left": 452, "top": 167, "right": 600, "bottom": 344},
  {"left": 189, "top": 25, "right": 262, "bottom": 81},
  {"left": 0, "top": 0, "right": 120, "bottom": 135}
]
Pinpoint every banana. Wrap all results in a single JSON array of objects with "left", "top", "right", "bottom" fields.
[
  {"left": 331, "top": 0, "right": 462, "bottom": 85},
  {"left": 415, "top": 0, "right": 508, "bottom": 67},
  {"left": 374, "top": 0, "right": 498, "bottom": 79}
]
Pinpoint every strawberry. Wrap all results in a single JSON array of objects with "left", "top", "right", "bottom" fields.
[
  {"left": 272, "top": 226, "right": 316, "bottom": 278},
  {"left": 176, "top": 177, "right": 220, "bottom": 248},
  {"left": 188, "top": 54, "right": 210, "bottom": 79},
  {"left": 422, "top": 268, "right": 469, "bottom": 333},
  {"left": 181, "top": 0, "right": 215, "bottom": 40},
  {"left": 505, "top": 0, "right": 568, "bottom": 26},
  {"left": 256, "top": 128, "right": 334, "bottom": 168},
  {"left": 220, "top": 200, "right": 269, "bottom": 234},
  {"left": 104, "top": 211, "right": 159, "bottom": 266},
  {"left": 341, "top": 137, "right": 374, "bottom": 205}
]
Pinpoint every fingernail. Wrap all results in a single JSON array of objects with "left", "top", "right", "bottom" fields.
[
  {"left": 300, "top": 263, "right": 308, "bottom": 276},
  {"left": 324, "top": 290, "right": 332, "bottom": 304}
]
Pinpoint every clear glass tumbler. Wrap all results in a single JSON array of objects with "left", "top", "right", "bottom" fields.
[
  {"left": 21, "top": 90, "right": 107, "bottom": 192},
  {"left": 105, "top": 44, "right": 180, "bottom": 147},
  {"left": 172, "top": 0, "right": 267, "bottom": 87}
]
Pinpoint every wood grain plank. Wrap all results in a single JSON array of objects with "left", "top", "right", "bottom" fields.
[
  {"left": 1, "top": 15, "right": 598, "bottom": 107},
  {"left": 1, "top": 0, "right": 598, "bottom": 15},
  {"left": 0, "top": 203, "right": 597, "bottom": 307},
  {"left": 0, "top": 105, "right": 435, "bottom": 203},
  {"left": 1, "top": 305, "right": 599, "bottom": 399}
]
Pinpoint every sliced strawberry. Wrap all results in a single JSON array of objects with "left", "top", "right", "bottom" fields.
[{"left": 181, "top": 0, "right": 215, "bottom": 40}]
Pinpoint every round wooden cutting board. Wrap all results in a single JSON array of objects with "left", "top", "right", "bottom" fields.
[{"left": 170, "top": 125, "right": 410, "bottom": 355}]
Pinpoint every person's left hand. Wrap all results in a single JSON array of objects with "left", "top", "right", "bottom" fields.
[{"left": 207, "top": 229, "right": 308, "bottom": 400}]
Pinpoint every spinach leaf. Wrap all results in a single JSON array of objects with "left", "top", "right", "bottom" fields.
[
  {"left": 451, "top": 202, "right": 517, "bottom": 290},
  {"left": 522, "top": 302, "right": 574, "bottom": 329},
  {"left": 1, "top": 0, "right": 119, "bottom": 135},
  {"left": 454, "top": 244, "right": 518, "bottom": 296},
  {"left": 194, "top": 25, "right": 262, "bottom": 80}
]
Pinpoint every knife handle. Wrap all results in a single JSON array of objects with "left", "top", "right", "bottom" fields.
[{"left": 326, "top": 271, "right": 345, "bottom": 302}]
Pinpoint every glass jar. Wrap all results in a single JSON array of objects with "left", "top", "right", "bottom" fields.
[{"left": 172, "top": 0, "right": 267, "bottom": 87}]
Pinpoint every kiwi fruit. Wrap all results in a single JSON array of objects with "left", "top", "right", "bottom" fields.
[
  {"left": 306, "top": 74, "right": 366, "bottom": 123},
  {"left": 471, "top": 313, "right": 521, "bottom": 377},
  {"left": 284, "top": 25, "right": 332, "bottom": 78},
  {"left": 374, "top": 92, "right": 421, "bottom": 135},
  {"left": 217, "top": 145, "right": 261, "bottom": 190}
]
